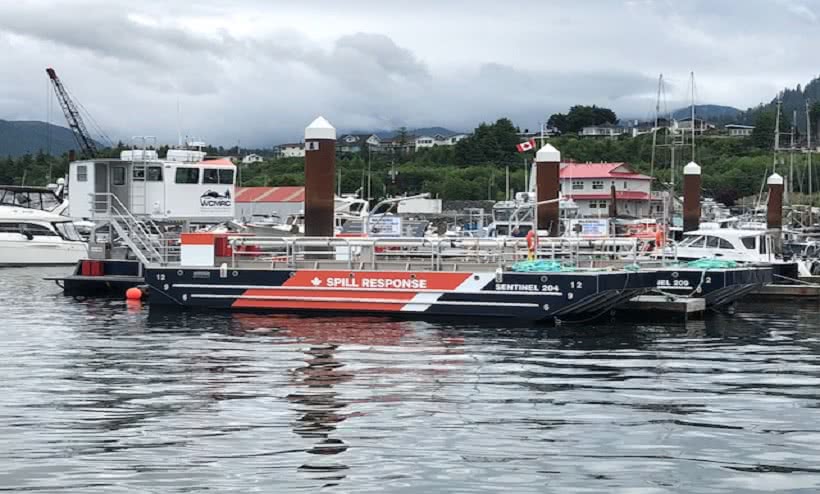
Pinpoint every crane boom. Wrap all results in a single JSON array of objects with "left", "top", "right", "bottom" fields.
[{"left": 46, "top": 67, "right": 98, "bottom": 158}]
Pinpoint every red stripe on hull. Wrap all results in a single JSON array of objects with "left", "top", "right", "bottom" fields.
[{"left": 230, "top": 288, "right": 419, "bottom": 312}]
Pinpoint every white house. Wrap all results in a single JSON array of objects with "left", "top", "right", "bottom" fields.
[
  {"left": 278, "top": 143, "right": 305, "bottom": 158},
  {"left": 241, "top": 153, "right": 264, "bottom": 164},
  {"left": 579, "top": 124, "right": 629, "bottom": 138},
  {"left": 724, "top": 124, "right": 755, "bottom": 137},
  {"left": 675, "top": 117, "right": 716, "bottom": 134},
  {"left": 415, "top": 133, "right": 468, "bottom": 151},
  {"left": 337, "top": 134, "right": 381, "bottom": 154},
  {"left": 559, "top": 162, "right": 657, "bottom": 217},
  {"left": 447, "top": 134, "right": 469, "bottom": 145}
]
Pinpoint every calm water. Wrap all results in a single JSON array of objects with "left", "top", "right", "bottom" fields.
[{"left": 1, "top": 267, "right": 819, "bottom": 493}]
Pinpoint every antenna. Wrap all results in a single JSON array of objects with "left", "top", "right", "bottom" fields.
[{"left": 177, "top": 98, "right": 182, "bottom": 147}]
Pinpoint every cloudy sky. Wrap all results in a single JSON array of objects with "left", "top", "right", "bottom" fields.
[{"left": 1, "top": 0, "right": 818, "bottom": 147}]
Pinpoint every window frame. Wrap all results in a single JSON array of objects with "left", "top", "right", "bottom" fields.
[
  {"left": 175, "top": 167, "right": 200, "bottom": 184},
  {"left": 76, "top": 165, "right": 88, "bottom": 182},
  {"left": 112, "top": 166, "right": 126, "bottom": 186}
]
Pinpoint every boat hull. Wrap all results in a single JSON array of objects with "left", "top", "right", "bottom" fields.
[
  {"left": 145, "top": 267, "right": 654, "bottom": 322},
  {"left": 652, "top": 266, "right": 774, "bottom": 308},
  {"left": 0, "top": 239, "right": 87, "bottom": 266}
]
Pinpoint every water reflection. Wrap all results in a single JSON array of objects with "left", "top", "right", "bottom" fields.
[{"left": 2, "top": 268, "right": 820, "bottom": 493}]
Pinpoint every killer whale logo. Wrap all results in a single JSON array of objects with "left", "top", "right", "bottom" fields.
[{"left": 200, "top": 189, "right": 232, "bottom": 207}]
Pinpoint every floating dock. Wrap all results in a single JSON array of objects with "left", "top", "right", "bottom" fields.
[{"left": 624, "top": 295, "right": 706, "bottom": 321}]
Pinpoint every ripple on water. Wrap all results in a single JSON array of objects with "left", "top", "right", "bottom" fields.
[{"left": 0, "top": 267, "right": 819, "bottom": 492}]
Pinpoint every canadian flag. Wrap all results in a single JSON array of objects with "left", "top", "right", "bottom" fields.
[{"left": 516, "top": 138, "right": 536, "bottom": 153}]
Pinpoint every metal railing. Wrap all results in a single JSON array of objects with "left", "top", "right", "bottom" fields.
[
  {"left": 90, "top": 192, "right": 170, "bottom": 265},
  {"left": 224, "top": 235, "right": 670, "bottom": 271}
]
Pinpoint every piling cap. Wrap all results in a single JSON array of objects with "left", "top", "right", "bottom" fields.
[
  {"left": 767, "top": 173, "right": 784, "bottom": 185},
  {"left": 535, "top": 143, "right": 561, "bottom": 163},
  {"left": 305, "top": 116, "right": 336, "bottom": 140},
  {"left": 683, "top": 161, "right": 701, "bottom": 175}
]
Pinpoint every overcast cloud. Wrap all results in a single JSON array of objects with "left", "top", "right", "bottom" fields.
[{"left": 1, "top": 0, "right": 818, "bottom": 146}]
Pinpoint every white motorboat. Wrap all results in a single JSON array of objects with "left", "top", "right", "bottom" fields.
[{"left": 0, "top": 206, "right": 88, "bottom": 266}]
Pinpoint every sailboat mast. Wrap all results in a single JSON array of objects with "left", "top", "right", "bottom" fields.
[
  {"left": 650, "top": 74, "right": 662, "bottom": 180},
  {"left": 808, "top": 100, "right": 813, "bottom": 201},
  {"left": 789, "top": 109, "right": 796, "bottom": 200}
]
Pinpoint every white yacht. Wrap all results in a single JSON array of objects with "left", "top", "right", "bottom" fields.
[
  {"left": 661, "top": 228, "right": 806, "bottom": 278},
  {"left": 0, "top": 206, "right": 88, "bottom": 266}
]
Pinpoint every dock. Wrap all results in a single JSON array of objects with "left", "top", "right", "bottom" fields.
[
  {"left": 752, "top": 283, "right": 820, "bottom": 299},
  {"left": 624, "top": 294, "right": 706, "bottom": 321},
  {"left": 46, "top": 274, "right": 144, "bottom": 297}
]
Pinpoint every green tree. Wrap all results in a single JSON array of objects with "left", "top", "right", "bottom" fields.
[{"left": 548, "top": 105, "right": 618, "bottom": 134}]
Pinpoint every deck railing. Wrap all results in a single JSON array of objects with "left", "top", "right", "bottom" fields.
[{"left": 224, "top": 235, "right": 673, "bottom": 271}]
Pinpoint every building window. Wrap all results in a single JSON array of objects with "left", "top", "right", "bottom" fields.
[
  {"left": 624, "top": 181, "right": 628, "bottom": 189},
  {"left": 76, "top": 165, "right": 88, "bottom": 182},
  {"left": 175, "top": 167, "right": 200, "bottom": 184},
  {"left": 592, "top": 180, "right": 604, "bottom": 190},
  {"left": 572, "top": 180, "right": 584, "bottom": 190}
]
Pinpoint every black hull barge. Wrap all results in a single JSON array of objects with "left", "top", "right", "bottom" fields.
[{"left": 145, "top": 235, "right": 656, "bottom": 323}]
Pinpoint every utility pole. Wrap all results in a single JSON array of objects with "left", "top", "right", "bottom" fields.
[{"left": 690, "top": 72, "right": 696, "bottom": 161}]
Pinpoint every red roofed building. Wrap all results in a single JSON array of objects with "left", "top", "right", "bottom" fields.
[
  {"left": 235, "top": 186, "right": 305, "bottom": 220},
  {"left": 558, "top": 162, "right": 659, "bottom": 217}
]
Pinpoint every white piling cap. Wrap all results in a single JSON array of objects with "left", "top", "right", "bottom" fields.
[
  {"left": 767, "top": 173, "right": 784, "bottom": 185},
  {"left": 683, "top": 161, "right": 701, "bottom": 175},
  {"left": 535, "top": 143, "right": 560, "bottom": 163},
  {"left": 305, "top": 116, "right": 336, "bottom": 140}
]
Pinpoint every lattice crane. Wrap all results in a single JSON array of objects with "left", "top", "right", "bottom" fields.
[{"left": 46, "top": 67, "right": 98, "bottom": 158}]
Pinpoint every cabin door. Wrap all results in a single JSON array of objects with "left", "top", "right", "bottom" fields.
[{"left": 109, "top": 165, "right": 130, "bottom": 212}]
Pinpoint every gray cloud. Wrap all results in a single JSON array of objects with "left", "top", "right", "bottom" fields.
[{"left": 0, "top": 0, "right": 818, "bottom": 147}]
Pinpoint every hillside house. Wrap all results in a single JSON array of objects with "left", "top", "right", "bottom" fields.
[
  {"left": 337, "top": 134, "right": 381, "bottom": 154},
  {"left": 559, "top": 162, "right": 659, "bottom": 217},
  {"left": 277, "top": 143, "right": 305, "bottom": 158},
  {"left": 724, "top": 124, "right": 755, "bottom": 137},
  {"left": 579, "top": 123, "right": 630, "bottom": 138},
  {"left": 241, "top": 153, "right": 264, "bottom": 164}
]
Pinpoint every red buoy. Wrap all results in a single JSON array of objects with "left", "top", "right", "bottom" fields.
[{"left": 126, "top": 287, "right": 143, "bottom": 300}]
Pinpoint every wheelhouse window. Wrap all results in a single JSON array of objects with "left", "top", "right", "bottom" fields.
[
  {"left": 0, "top": 223, "right": 58, "bottom": 237},
  {"left": 203, "top": 168, "right": 235, "bottom": 185},
  {"left": 719, "top": 238, "right": 734, "bottom": 249},
  {"left": 219, "top": 169, "right": 234, "bottom": 184},
  {"left": 741, "top": 237, "right": 757, "bottom": 250},
  {"left": 133, "top": 166, "right": 163, "bottom": 182},
  {"left": 54, "top": 222, "right": 81, "bottom": 241},
  {"left": 681, "top": 235, "right": 705, "bottom": 247},
  {"left": 76, "top": 165, "right": 88, "bottom": 182},
  {"left": 175, "top": 167, "right": 200, "bottom": 184}
]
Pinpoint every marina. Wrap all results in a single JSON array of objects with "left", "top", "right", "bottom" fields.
[
  {"left": 3, "top": 3, "right": 820, "bottom": 489},
  {"left": 40, "top": 116, "right": 811, "bottom": 326}
]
